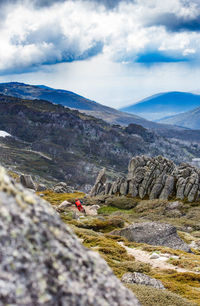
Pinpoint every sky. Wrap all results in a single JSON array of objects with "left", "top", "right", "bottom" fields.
[{"left": 0, "top": 0, "right": 200, "bottom": 107}]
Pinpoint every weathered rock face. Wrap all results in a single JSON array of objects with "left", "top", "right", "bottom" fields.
[
  {"left": 121, "top": 272, "right": 165, "bottom": 289},
  {"left": 0, "top": 167, "right": 140, "bottom": 306},
  {"left": 91, "top": 155, "right": 200, "bottom": 202},
  {"left": 20, "top": 174, "right": 36, "bottom": 190},
  {"left": 113, "top": 222, "right": 191, "bottom": 252}
]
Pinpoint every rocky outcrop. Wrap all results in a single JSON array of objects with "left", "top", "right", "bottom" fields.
[
  {"left": 20, "top": 174, "right": 36, "bottom": 190},
  {"left": 53, "top": 182, "right": 74, "bottom": 193},
  {"left": 113, "top": 222, "right": 191, "bottom": 252},
  {"left": 121, "top": 272, "right": 165, "bottom": 289},
  {"left": 0, "top": 166, "right": 140, "bottom": 306},
  {"left": 90, "top": 168, "right": 106, "bottom": 196},
  {"left": 91, "top": 155, "right": 200, "bottom": 202}
]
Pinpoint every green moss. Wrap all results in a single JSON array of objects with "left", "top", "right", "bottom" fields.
[
  {"left": 105, "top": 196, "right": 138, "bottom": 209},
  {"left": 98, "top": 205, "right": 131, "bottom": 215},
  {"left": 67, "top": 217, "right": 125, "bottom": 233}
]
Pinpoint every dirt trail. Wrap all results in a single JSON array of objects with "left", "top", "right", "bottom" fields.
[{"left": 118, "top": 242, "right": 199, "bottom": 274}]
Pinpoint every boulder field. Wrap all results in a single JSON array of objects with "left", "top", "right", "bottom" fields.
[{"left": 91, "top": 155, "right": 200, "bottom": 202}]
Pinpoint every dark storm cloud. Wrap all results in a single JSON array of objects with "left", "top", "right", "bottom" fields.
[{"left": 152, "top": 13, "right": 200, "bottom": 32}]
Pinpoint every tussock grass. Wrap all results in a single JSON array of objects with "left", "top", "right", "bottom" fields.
[
  {"left": 126, "top": 284, "right": 197, "bottom": 306},
  {"left": 40, "top": 190, "right": 85, "bottom": 206}
]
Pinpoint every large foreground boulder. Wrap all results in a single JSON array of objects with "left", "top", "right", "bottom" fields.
[
  {"left": 0, "top": 167, "right": 139, "bottom": 306},
  {"left": 114, "top": 222, "right": 191, "bottom": 252}
]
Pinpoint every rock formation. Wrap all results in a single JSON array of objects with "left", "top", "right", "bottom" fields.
[
  {"left": 0, "top": 166, "right": 140, "bottom": 306},
  {"left": 91, "top": 155, "right": 200, "bottom": 202},
  {"left": 53, "top": 182, "right": 74, "bottom": 193},
  {"left": 90, "top": 168, "right": 106, "bottom": 196},
  {"left": 20, "top": 174, "right": 36, "bottom": 190},
  {"left": 113, "top": 222, "right": 191, "bottom": 252}
]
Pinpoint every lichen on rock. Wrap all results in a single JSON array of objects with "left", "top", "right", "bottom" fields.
[{"left": 0, "top": 166, "right": 140, "bottom": 305}]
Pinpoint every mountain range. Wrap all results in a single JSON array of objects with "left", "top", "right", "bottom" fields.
[
  {"left": 157, "top": 106, "right": 200, "bottom": 130},
  {"left": 1, "top": 82, "right": 200, "bottom": 144},
  {"left": 120, "top": 91, "right": 200, "bottom": 121},
  {"left": 1, "top": 94, "right": 200, "bottom": 190},
  {"left": 0, "top": 82, "right": 160, "bottom": 129}
]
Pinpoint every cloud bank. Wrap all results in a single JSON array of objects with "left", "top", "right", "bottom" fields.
[{"left": 1, "top": 0, "right": 200, "bottom": 74}]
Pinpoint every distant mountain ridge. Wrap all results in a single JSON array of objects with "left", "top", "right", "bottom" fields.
[
  {"left": 120, "top": 91, "right": 200, "bottom": 121},
  {"left": 0, "top": 82, "right": 157, "bottom": 129},
  {"left": 157, "top": 106, "right": 200, "bottom": 130},
  {"left": 0, "top": 82, "right": 189, "bottom": 131}
]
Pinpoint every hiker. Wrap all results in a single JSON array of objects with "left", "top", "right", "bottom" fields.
[{"left": 75, "top": 199, "right": 86, "bottom": 215}]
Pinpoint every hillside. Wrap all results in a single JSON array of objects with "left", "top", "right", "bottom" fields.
[
  {"left": 1, "top": 95, "right": 200, "bottom": 190},
  {"left": 3, "top": 82, "right": 200, "bottom": 144},
  {"left": 120, "top": 92, "right": 200, "bottom": 121},
  {"left": 157, "top": 106, "right": 200, "bottom": 130},
  {"left": 0, "top": 82, "right": 162, "bottom": 129}
]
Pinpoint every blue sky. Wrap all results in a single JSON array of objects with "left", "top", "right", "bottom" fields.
[{"left": 0, "top": 0, "right": 200, "bottom": 107}]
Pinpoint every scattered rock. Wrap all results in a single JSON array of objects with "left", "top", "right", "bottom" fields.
[
  {"left": 166, "top": 201, "right": 181, "bottom": 210},
  {"left": 150, "top": 253, "right": 160, "bottom": 259},
  {"left": 36, "top": 183, "right": 47, "bottom": 191},
  {"left": 0, "top": 166, "right": 140, "bottom": 306},
  {"left": 121, "top": 272, "right": 165, "bottom": 289},
  {"left": 165, "top": 209, "right": 182, "bottom": 218},
  {"left": 20, "top": 174, "right": 36, "bottom": 190},
  {"left": 58, "top": 200, "right": 72, "bottom": 209},
  {"left": 189, "top": 240, "right": 200, "bottom": 250},
  {"left": 86, "top": 204, "right": 100, "bottom": 216},
  {"left": 113, "top": 222, "right": 191, "bottom": 252}
]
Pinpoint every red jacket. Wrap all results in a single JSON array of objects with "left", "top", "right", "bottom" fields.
[{"left": 75, "top": 200, "right": 83, "bottom": 211}]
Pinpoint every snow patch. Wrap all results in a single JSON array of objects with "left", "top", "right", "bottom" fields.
[{"left": 0, "top": 131, "right": 12, "bottom": 138}]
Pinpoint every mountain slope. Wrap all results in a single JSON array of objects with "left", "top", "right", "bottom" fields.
[
  {"left": 120, "top": 92, "right": 200, "bottom": 121},
  {"left": 0, "top": 82, "right": 160, "bottom": 129},
  {"left": 1, "top": 94, "right": 200, "bottom": 189},
  {"left": 157, "top": 106, "right": 200, "bottom": 129},
  {"left": 2, "top": 82, "right": 200, "bottom": 143}
]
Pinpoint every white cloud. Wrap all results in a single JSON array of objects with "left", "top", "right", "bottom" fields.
[{"left": 0, "top": 0, "right": 200, "bottom": 74}]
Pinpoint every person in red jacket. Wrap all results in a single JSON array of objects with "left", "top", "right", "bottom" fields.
[{"left": 75, "top": 199, "right": 86, "bottom": 215}]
